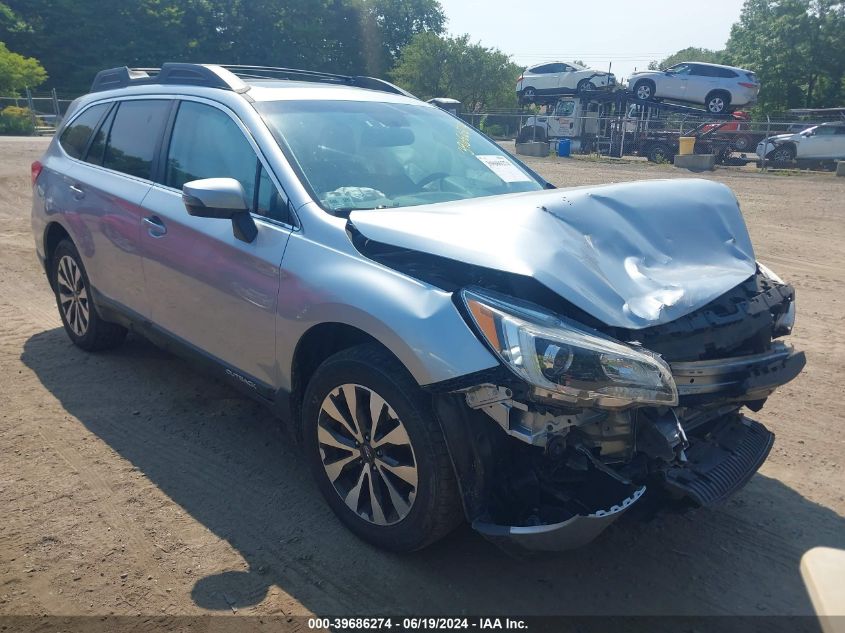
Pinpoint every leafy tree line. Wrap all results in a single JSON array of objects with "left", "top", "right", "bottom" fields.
[
  {"left": 2, "top": 0, "right": 842, "bottom": 113},
  {"left": 390, "top": 33, "right": 521, "bottom": 110},
  {"left": 0, "top": 0, "right": 445, "bottom": 94},
  {"left": 649, "top": 0, "right": 844, "bottom": 112}
]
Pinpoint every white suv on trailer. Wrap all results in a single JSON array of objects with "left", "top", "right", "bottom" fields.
[{"left": 629, "top": 62, "right": 760, "bottom": 113}]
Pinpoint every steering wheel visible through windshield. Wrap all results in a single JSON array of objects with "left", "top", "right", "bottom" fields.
[{"left": 255, "top": 99, "right": 544, "bottom": 212}]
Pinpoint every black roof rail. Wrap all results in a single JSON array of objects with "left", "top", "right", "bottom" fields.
[
  {"left": 217, "top": 65, "right": 415, "bottom": 98},
  {"left": 90, "top": 63, "right": 250, "bottom": 94},
  {"left": 90, "top": 62, "right": 414, "bottom": 99}
]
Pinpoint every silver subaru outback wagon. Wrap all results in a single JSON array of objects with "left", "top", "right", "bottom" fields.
[{"left": 31, "top": 63, "right": 805, "bottom": 552}]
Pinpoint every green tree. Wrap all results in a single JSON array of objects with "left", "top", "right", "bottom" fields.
[
  {"left": 361, "top": 0, "right": 446, "bottom": 74},
  {"left": 647, "top": 47, "right": 724, "bottom": 70},
  {"left": 723, "top": 0, "right": 845, "bottom": 111},
  {"left": 0, "top": 0, "right": 447, "bottom": 93},
  {"left": 391, "top": 32, "right": 521, "bottom": 110},
  {"left": 0, "top": 41, "right": 46, "bottom": 94}
]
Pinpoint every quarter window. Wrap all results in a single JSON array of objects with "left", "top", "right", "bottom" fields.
[
  {"left": 86, "top": 106, "right": 116, "bottom": 166},
  {"left": 103, "top": 100, "right": 171, "bottom": 179},
  {"left": 59, "top": 103, "right": 109, "bottom": 159}
]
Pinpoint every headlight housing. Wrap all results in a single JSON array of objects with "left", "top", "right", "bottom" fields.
[{"left": 461, "top": 288, "right": 678, "bottom": 408}]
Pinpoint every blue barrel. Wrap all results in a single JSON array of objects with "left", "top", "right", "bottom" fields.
[{"left": 557, "top": 138, "right": 572, "bottom": 157}]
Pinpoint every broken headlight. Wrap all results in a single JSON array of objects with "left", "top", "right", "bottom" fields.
[{"left": 461, "top": 288, "right": 678, "bottom": 408}]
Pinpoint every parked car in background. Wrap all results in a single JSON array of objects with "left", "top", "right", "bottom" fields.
[
  {"left": 517, "top": 62, "right": 615, "bottom": 104},
  {"left": 757, "top": 122, "right": 845, "bottom": 165},
  {"left": 629, "top": 62, "right": 759, "bottom": 113}
]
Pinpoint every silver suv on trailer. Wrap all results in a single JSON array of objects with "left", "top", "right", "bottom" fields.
[{"left": 31, "top": 63, "right": 805, "bottom": 552}]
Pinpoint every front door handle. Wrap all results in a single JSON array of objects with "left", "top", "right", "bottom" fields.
[{"left": 143, "top": 216, "right": 167, "bottom": 238}]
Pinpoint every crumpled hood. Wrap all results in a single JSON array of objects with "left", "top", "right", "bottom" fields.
[{"left": 349, "top": 179, "right": 756, "bottom": 329}]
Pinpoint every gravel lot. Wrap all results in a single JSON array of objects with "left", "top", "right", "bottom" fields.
[{"left": 1, "top": 136, "right": 843, "bottom": 622}]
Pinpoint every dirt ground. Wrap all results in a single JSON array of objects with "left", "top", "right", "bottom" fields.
[{"left": 1, "top": 136, "right": 843, "bottom": 621}]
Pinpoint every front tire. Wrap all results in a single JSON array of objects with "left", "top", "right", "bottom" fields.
[
  {"left": 732, "top": 135, "right": 751, "bottom": 151},
  {"left": 646, "top": 143, "right": 674, "bottom": 163},
  {"left": 768, "top": 144, "right": 796, "bottom": 165},
  {"left": 577, "top": 79, "right": 596, "bottom": 93},
  {"left": 634, "top": 80, "right": 655, "bottom": 101},
  {"left": 302, "top": 344, "right": 462, "bottom": 551},
  {"left": 51, "top": 240, "right": 127, "bottom": 351}
]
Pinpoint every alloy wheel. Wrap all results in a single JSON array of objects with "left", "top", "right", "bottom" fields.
[
  {"left": 708, "top": 97, "right": 726, "bottom": 113},
  {"left": 636, "top": 84, "right": 652, "bottom": 100},
  {"left": 57, "top": 255, "right": 89, "bottom": 337},
  {"left": 317, "top": 384, "right": 418, "bottom": 526},
  {"left": 772, "top": 146, "right": 794, "bottom": 163}
]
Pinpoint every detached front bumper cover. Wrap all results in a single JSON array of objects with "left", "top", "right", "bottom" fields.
[
  {"left": 473, "top": 486, "right": 645, "bottom": 552},
  {"left": 470, "top": 413, "right": 776, "bottom": 552}
]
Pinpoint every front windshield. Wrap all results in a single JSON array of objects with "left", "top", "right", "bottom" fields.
[
  {"left": 666, "top": 64, "right": 692, "bottom": 75},
  {"left": 256, "top": 100, "right": 543, "bottom": 212}
]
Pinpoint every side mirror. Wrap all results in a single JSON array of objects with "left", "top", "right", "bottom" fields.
[{"left": 182, "top": 178, "right": 257, "bottom": 243}]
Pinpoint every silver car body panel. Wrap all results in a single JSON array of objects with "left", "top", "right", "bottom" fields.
[
  {"left": 273, "top": 201, "right": 500, "bottom": 388},
  {"left": 349, "top": 178, "right": 757, "bottom": 329}
]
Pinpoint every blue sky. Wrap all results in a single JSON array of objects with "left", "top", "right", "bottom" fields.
[{"left": 436, "top": 0, "right": 745, "bottom": 83}]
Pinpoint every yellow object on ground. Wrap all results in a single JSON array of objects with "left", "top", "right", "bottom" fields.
[
  {"left": 801, "top": 546, "right": 845, "bottom": 633},
  {"left": 678, "top": 136, "right": 696, "bottom": 155}
]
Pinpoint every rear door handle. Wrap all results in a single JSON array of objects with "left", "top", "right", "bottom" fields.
[
  {"left": 69, "top": 183, "right": 85, "bottom": 199},
  {"left": 143, "top": 216, "right": 167, "bottom": 238}
]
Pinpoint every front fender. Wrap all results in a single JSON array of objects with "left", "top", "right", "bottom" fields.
[{"left": 274, "top": 230, "right": 499, "bottom": 391}]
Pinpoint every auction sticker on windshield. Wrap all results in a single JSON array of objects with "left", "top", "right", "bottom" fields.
[{"left": 475, "top": 155, "right": 532, "bottom": 182}]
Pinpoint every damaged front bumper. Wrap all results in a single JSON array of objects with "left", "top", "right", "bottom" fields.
[
  {"left": 672, "top": 341, "right": 805, "bottom": 404},
  {"left": 467, "top": 412, "right": 775, "bottom": 552},
  {"left": 473, "top": 483, "right": 645, "bottom": 552},
  {"left": 439, "top": 342, "right": 803, "bottom": 553}
]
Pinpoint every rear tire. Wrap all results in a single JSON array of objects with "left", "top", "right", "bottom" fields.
[
  {"left": 517, "top": 125, "right": 547, "bottom": 143},
  {"left": 302, "top": 344, "right": 463, "bottom": 551},
  {"left": 646, "top": 143, "right": 674, "bottom": 163},
  {"left": 520, "top": 87, "right": 536, "bottom": 104},
  {"left": 51, "top": 240, "right": 127, "bottom": 351},
  {"left": 706, "top": 91, "right": 731, "bottom": 114}
]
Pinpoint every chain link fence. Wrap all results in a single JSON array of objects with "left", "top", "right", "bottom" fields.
[
  {"left": 458, "top": 106, "right": 844, "bottom": 168},
  {"left": 1, "top": 89, "right": 76, "bottom": 136}
]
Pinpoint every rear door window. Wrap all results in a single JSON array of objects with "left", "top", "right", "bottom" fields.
[
  {"left": 59, "top": 103, "right": 110, "bottom": 159},
  {"left": 103, "top": 100, "right": 171, "bottom": 180}
]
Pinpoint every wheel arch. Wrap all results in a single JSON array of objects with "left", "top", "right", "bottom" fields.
[
  {"left": 43, "top": 221, "right": 72, "bottom": 290},
  {"left": 706, "top": 89, "right": 732, "bottom": 107},
  {"left": 634, "top": 78, "right": 656, "bottom": 95},
  {"left": 286, "top": 321, "right": 420, "bottom": 436}
]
